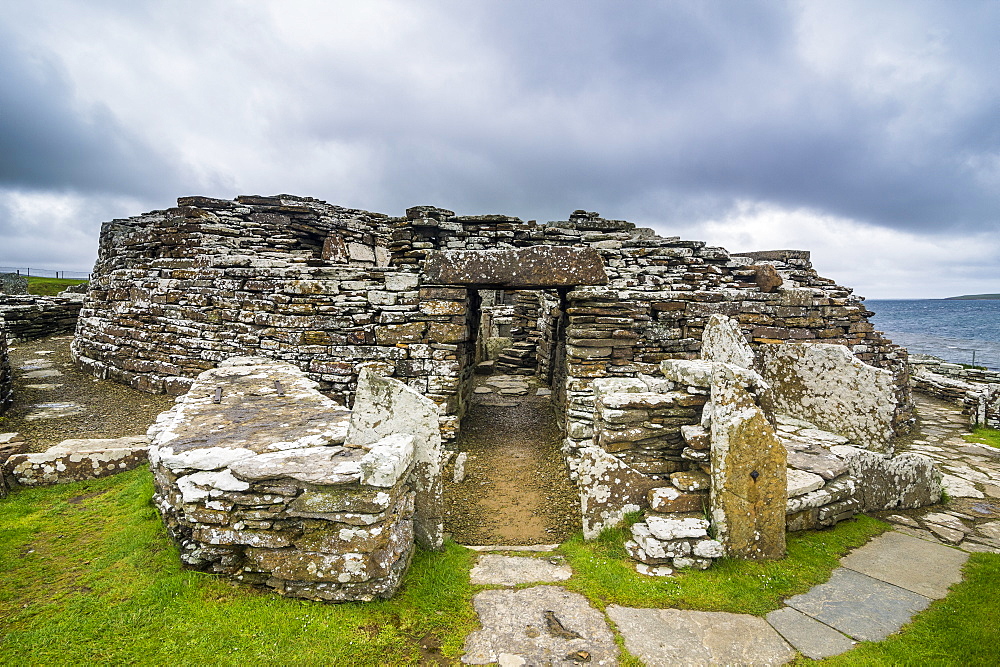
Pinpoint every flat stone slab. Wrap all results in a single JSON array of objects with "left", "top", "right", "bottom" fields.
[
  {"left": 766, "top": 606, "right": 856, "bottom": 660},
  {"left": 24, "top": 402, "right": 85, "bottom": 420},
  {"left": 606, "top": 606, "right": 794, "bottom": 667},
  {"left": 464, "top": 544, "right": 560, "bottom": 552},
  {"left": 785, "top": 568, "right": 930, "bottom": 642},
  {"left": 840, "top": 530, "right": 968, "bottom": 599},
  {"left": 469, "top": 555, "right": 572, "bottom": 586},
  {"left": 462, "top": 585, "right": 618, "bottom": 665},
  {"left": 22, "top": 369, "right": 63, "bottom": 378}
]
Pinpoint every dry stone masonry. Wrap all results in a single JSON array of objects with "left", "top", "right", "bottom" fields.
[
  {"left": 0, "top": 295, "right": 84, "bottom": 342},
  {"left": 68, "top": 194, "right": 939, "bottom": 583},
  {"left": 0, "top": 329, "right": 11, "bottom": 415},
  {"left": 910, "top": 356, "right": 1000, "bottom": 429},
  {"left": 146, "top": 356, "right": 441, "bottom": 601}
]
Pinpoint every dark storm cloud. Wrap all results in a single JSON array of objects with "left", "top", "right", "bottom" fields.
[
  {"left": 294, "top": 1, "right": 999, "bottom": 232},
  {"left": 0, "top": 30, "right": 183, "bottom": 200}
]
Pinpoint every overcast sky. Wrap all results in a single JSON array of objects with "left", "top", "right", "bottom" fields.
[{"left": 0, "top": 0, "right": 997, "bottom": 298}]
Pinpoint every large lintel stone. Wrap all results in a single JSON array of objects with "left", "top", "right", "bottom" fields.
[{"left": 423, "top": 246, "right": 608, "bottom": 288}]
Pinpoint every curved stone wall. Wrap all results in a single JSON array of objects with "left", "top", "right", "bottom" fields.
[{"left": 72, "top": 195, "right": 911, "bottom": 445}]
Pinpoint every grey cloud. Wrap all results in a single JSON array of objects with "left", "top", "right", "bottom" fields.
[{"left": 0, "top": 31, "right": 185, "bottom": 199}]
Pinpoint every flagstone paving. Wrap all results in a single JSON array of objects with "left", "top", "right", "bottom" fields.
[{"left": 460, "top": 392, "right": 991, "bottom": 664}]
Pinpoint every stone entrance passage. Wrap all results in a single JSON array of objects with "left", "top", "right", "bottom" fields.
[{"left": 443, "top": 375, "right": 580, "bottom": 545}]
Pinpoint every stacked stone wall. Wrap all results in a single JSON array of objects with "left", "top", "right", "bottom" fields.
[
  {"left": 147, "top": 358, "right": 426, "bottom": 602},
  {"left": 74, "top": 195, "right": 909, "bottom": 448},
  {"left": 0, "top": 295, "right": 83, "bottom": 342},
  {"left": 911, "top": 357, "right": 1000, "bottom": 429},
  {"left": 0, "top": 328, "right": 11, "bottom": 415}
]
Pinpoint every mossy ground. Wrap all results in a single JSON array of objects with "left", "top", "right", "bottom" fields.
[{"left": 2, "top": 470, "right": 997, "bottom": 665}]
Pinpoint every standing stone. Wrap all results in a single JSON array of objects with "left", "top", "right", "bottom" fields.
[
  {"left": 347, "top": 368, "right": 444, "bottom": 550},
  {"left": 710, "top": 363, "right": 786, "bottom": 559},
  {"left": 760, "top": 343, "right": 897, "bottom": 453},
  {"left": 701, "top": 314, "right": 756, "bottom": 370}
]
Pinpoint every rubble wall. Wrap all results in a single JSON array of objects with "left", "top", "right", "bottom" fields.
[
  {"left": 147, "top": 357, "right": 421, "bottom": 602},
  {"left": 910, "top": 357, "right": 1000, "bottom": 429},
  {"left": 0, "top": 328, "right": 11, "bottom": 415},
  {"left": 73, "top": 196, "right": 909, "bottom": 446},
  {"left": 0, "top": 295, "right": 84, "bottom": 342}
]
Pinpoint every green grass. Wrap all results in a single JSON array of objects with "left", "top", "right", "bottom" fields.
[
  {"left": 0, "top": 468, "right": 478, "bottom": 665},
  {"left": 557, "top": 513, "right": 890, "bottom": 616},
  {"left": 24, "top": 276, "right": 88, "bottom": 296},
  {"left": 3, "top": 471, "right": 997, "bottom": 665},
  {"left": 964, "top": 427, "right": 1000, "bottom": 449}
]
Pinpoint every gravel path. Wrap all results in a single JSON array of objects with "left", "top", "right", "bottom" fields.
[
  {"left": 443, "top": 375, "right": 581, "bottom": 545},
  {"left": 2, "top": 335, "right": 176, "bottom": 453}
]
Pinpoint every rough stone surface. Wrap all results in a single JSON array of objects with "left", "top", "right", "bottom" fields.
[
  {"left": 469, "top": 555, "right": 572, "bottom": 586},
  {"left": 347, "top": 368, "right": 443, "bottom": 550},
  {"left": 576, "top": 445, "right": 663, "bottom": 540},
  {"left": 840, "top": 530, "right": 968, "bottom": 599},
  {"left": 7, "top": 436, "right": 149, "bottom": 485},
  {"left": 0, "top": 329, "right": 11, "bottom": 416},
  {"left": 424, "top": 246, "right": 609, "bottom": 288},
  {"left": 701, "top": 313, "right": 756, "bottom": 370},
  {"left": 607, "top": 606, "right": 795, "bottom": 667},
  {"left": 829, "top": 445, "right": 942, "bottom": 511},
  {"left": 710, "top": 363, "right": 787, "bottom": 559},
  {"left": 785, "top": 568, "right": 931, "bottom": 642},
  {"left": 761, "top": 343, "right": 899, "bottom": 452},
  {"left": 766, "top": 606, "right": 855, "bottom": 660},
  {"left": 462, "top": 586, "right": 618, "bottom": 665},
  {"left": 147, "top": 357, "right": 420, "bottom": 602}
]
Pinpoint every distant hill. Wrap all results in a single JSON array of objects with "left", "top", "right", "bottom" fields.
[{"left": 944, "top": 293, "right": 1000, "bottom": 300}]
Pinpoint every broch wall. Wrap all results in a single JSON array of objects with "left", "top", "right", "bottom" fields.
[
  {"left": 62, "top": 194, "right": 942, "bottom": 593},
  {"left": 72, "top": 195, "right": 911, "bottom": 442}
]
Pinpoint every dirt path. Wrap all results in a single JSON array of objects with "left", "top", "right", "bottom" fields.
[
  {"left": 2, "top": 335, "right": 175, "bottom": 452},
  {"left": 443, "top": 375, "right": 581, "bottom": 545}
]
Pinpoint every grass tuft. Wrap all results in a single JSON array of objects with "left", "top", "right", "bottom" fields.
[
  {"left": 558, "top": 515, "right": 890, "bottom": 616},
  {"left": 964, "top": 427, "right": 1000, "bottom": 449}
]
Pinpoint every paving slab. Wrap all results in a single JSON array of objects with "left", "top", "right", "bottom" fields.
[
  {"left": 785, "top": 568, "right": 930, "bottom": 642},
  {"left": 606, "top": 606, "right": 794, "bottom": 667},
  {"left": 766, "top": 606, "right": 856, "bottom": 660},
  {"left": 462, "top": 585, "right": 618, "bottom": 665},
  {"left": 840, "top": 530, "right": 968, "bottom": 599},
  {"left": 469, "top": 554, "right": 572, "bottom": 586}
]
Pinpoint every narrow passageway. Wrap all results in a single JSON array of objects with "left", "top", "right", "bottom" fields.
[{"left": 443, "top": 375, "right": 580, "bottom": 545}]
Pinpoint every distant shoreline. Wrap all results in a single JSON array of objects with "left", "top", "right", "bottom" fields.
[{"left": 943, "top": 294, "right": 1000, "bottom": 300}]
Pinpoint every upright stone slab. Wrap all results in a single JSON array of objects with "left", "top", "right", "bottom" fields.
[
  {"left": 701, "top": 314, "right": 756, "bottom": 370},
  {"left": 760, "top": 342, "right": 897, "bottom": 452},
  {"left": 347, "top": 368, "right": 444, "bottom": 550},
  {"left": 710, "top": 363, "right": 786, "bottom": 559}
]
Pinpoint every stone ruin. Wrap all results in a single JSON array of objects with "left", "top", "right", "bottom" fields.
[
  {"left": 910, "top": 356, "right": 1000, "bottom": 429},
  {"left": 55, "top": 193, "right": 944, "bottom": 597},
  {"left": 0, "top": 272, "right": 28, "bottom": 295}
]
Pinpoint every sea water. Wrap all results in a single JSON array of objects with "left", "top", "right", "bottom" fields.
[{"left": 866, "top": 299, "right": 1000, "bottom": 370}]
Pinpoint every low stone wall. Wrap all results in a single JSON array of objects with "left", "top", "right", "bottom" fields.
[
  {"left": 911, "top": 357, "right": 1000, "bottom": 429},
  {"left": 0, "top": 329, "right": 11, "bottom": 415},
  {"left": 0, "top": 295, "right": 83, "bottom": 342},
  {"left": 147, "top": 357, "right": 442, "bottom": 602},
  {"left": 576, "top": 316, "right": 939, "bottom": 573},
  {"left": 7, "top": 437, "right": 149, "bottom": 485}
]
